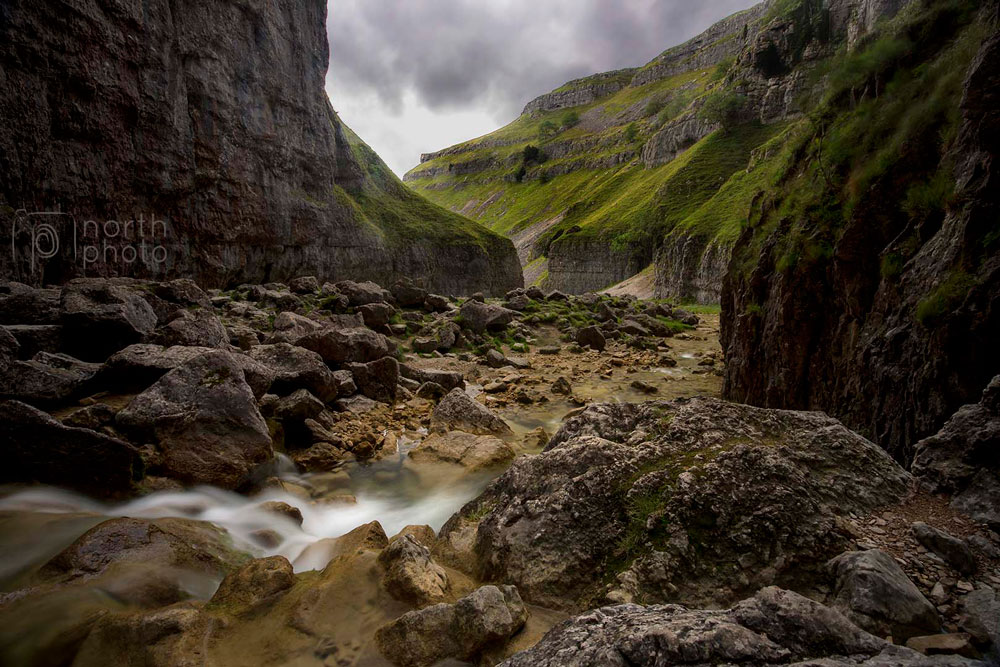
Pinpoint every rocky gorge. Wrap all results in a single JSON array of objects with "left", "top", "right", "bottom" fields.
[{"left": 0, "top": 0, "right": 998, "bottom": 665}]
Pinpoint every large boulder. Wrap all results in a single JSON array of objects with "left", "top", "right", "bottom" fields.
[
  {"left": 264, "top": 311, "right": 327, "bottom": 344},
  {"left": 912, "top": 376, "right": 1000, "bottom": 530},
  {"left": 458, "top": 300, "right": 516, "bottom": 334},
  {"left": 249, "top": 343, "right": 342, "bottom": 402},
  {"left": 499, "top": 587, "right": 975, "bottom": 667},
  {"left": 0, "top": 282, "right": 61, "bottom": 324},
  {"left": 297, "top": 326, "right": 390, "bottom": 366},
  {"left": 442, "top": 398, "right": 910, "bottom": 610},
  {"left": 209, "top": 556, "right": 296, "bottom": 614},
  {"left": 375, "top": 585, "right": 527, "bottom": 667},
  {"left": 116, "top": 351, "right": 273, "bottom": 489},
  {"left": 346, "top": 356, "right": 399, "bottom": 403},
  {"left": 399, "top": 365, "right": 465, "bottom": 392},
  {"left": 576, "top": 325, "right": 606, "bottom": 352},
  {"left": 377, "top": 535, "right": 450, "bottom": 607},
  {"left": 827, "top": 550, "right": 941, "bottom": 642},
  {"left": 98, "top": 344, "right": 219, "bottom": 392},
  {"left": 0, "top": 399, "right": 143, "bottom": 495},
  {"left": 391, "top": 278, "right": 427, "bottom": 307},
  {"left": 2, "top": 324, "right": 63, "bottom": 358},
  {"left": 431, "top": 388, "right": 513, "bottom": 436},
  {"left": 150, "top": 309, "right": 228, "bottom": 348},
  {"left": 911, "top": 522, "right": 977, "bottom": 575},
  {"left": 60, "top": 282, "right": 157, "bottom": 361},
  {"left": 409, "top": 432, "right": 516, "bottom": 471},
  {"left": 0, "top": 352, "right": 99, "bottom": 403},
  {"left": 336, "top": 280, "right": 390, "bottom": 306}
]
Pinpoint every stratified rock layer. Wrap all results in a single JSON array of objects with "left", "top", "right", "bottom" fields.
[{"left": 0, "top": 0, "right": 520, "bottom": 294}]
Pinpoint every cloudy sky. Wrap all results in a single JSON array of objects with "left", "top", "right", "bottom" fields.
[{"left": 326, "top": 0, "right": 758, "bottom": 177}]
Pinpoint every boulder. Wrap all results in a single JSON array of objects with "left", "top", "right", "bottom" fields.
[
  {"left": 828, "top": 549, "right": 941, "bottom": 642},
  {"left": 399, "top": 366, "right": 465, "bottom": 392},
  {"left": 913, "top": 376, "right": 1000, "bottom": 530},
  {"left": 525, "top": 286, "right": 545, "bottom": 300},
  {"left": 346, "top": 357, "right": 399, "bottom": 403},
  {"left": 906, "top": 634, "right": 980, "bottom": 659},
  {"left": 336, "top": 280, "right": 389, "bottom": 306},
  {"left": 392, "top": 279, "right": 428, "bottom": 307},
  {"left": 959, "top": 586, "right": 1000, "bottom": 649},
  {"left": 409, "top": 432, "right": 516, "bottom": 471},
  {"left": 60, "top": 282, "right": 157, "bottom": 361},
  {"left": 458, "top": 300, "right": 516, "bottom": 334},
  {"left": 153, "top": 279, "right": 210, "bottom": 308},
  {"left": 546, "top": 290, "right": 569, "bottom": 302},
  {"left": 226, "top": 324, "right": 260, "bottom": 350},
  {"left": 431, "top": 388, "right": 513, "bottom": 436},
  {"left": 673, "top": 309, "right": 699, "bottom": 325},
  {"left": 116, "top": 350, "right": 273, "bottom": 489},
  {"left": 297, "top": 326, "right": 389, "bottom": 366},
  {"left": 498, "top": 587, "right": 966, "bottom": 667},
  {"left": 911, "top": 522, "right": 977, "bottom": 575},
  {"left": 272, "top": 389, "right": 325, "bottom": 422},
  {"left": 256, "top": 501, "right": 304, "bottom": 526},
  {"left": 412, "top": 321, "right": 461, "bottom": 353},
  {"left": 358, "top": 302, "right": 395, "bottom": 329},
  {"left": 2, "top": 324, "right": 62, "bottom": 358},
  {"left": 504, "top": 294, "right": 531, "bottom": 311},
  {"left": 290, "top": 441, "right": 346, "bottom": 472},
  {"left": 0, "top": 352, "right": 99, "bottom": 403},
  {"left": 0, "top": 326, "right": 18, "bottom": 372},
  {"left": 485, "top": 348, "right": 507, "bottom": 368},
  {"left": 265, "top": 310, "right": 328, "bottom": 344},
  {"left": 375, "top": 585, "right": 527, "bottom": 667},
  {"left": 150, "top": 309, "right": 228, "bottom": 348},
  {"left": 551, "top": 377, "right": 572, "bottom": 395},
  {"left": 0, "top": 400, "right": 142, "bottom": 495},
  {"left": 378, "top": 535, "right": 450, "bottom": 607},
  {"left": 424, "top": 294, "right": 451, "bottom": 312},
  {"left": 99, "top": 344, "right": 216, "bottom": 392},
  {"left": 441, "top": 398, "right": 910, "bottom": 610},
  {"left": 576, "top": 325, "right": 606, "bottom": 352},
  {"left": 249, "top": 343, "right": 342, "bottom": 402},
  {"left": 40, "top": 516, "right": 248, "bottom": 604},
  {"left": 415, "top": 382, "right": 447, "bottom": 400},
  {"left": 288, "top": 276, "right": 320, "bottom": 294},
  {"left": 0, "top": 281, "right": 61, "bottom": 324},
  {"left": 210, "top": 556, "right": 296, "bottom": 613}
]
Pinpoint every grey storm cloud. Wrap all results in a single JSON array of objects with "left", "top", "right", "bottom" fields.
[{"left": 329, "top": 0, "right": 761, "bottom": 122}]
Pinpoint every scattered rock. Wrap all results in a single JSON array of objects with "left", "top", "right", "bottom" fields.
[
  {"left": 576, "top": 326, "right": 606, "bottom": 352},
  {"left": 375, "top": 585, "right": 527, "bottom": 667},
  {"left": 912, "top": 522, "right": 977, "bottom": 575},
  {"left": 0, "top": 399, "right": 143, "bottom": 495},
  {"left": 288, "top": 276, "right": 320, "bottom": 294},
  {"left": 347, "top": 357, "right": 399, "bottom": 403},
  {"left": 151, "top": 309, "right": 227, "bottom": 348},
  {"left": 60, "top": 282, "right": 157, "bottom": 361},
  {"left": 431, "top": 388, "right": 513, "bottom": 436},
  {"left": 828, "top": 549, "right": 941, "bottom": 642},
  {"left": 116, "top": 350, "right": 273, "bottom": 489},
  {"left": 377, "top": 535, "right": 450, "bottom": 607},
  {"left": 906, "top": 633, "right": 979, "bottom": 659},
  {"left": 359, "top": 302, "right": 396, "bottom": 329},
  {"left": 551, "top": 376, "right": 572, "bottom": 395},
  {"left": 210, "top": 556, "right": 295, "bottom": 614},
  {"left": 458, "top": 300, "right": 516, "bottom": 334},
  {"left": 297, "top": 326, "right": 389, "bottom": 366},
  {"left": 409, "top": 432, "right": 515, "bottom": 471},
  {"left": 0, "top": 352, "right": 99, "bottom": 403},
  {"left": 249, "top": 343, "right": 342, "bottom": 402}
]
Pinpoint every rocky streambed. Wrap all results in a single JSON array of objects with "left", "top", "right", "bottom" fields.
[{"left": 0, "top": 277, "right": 998, "bottom": 666}]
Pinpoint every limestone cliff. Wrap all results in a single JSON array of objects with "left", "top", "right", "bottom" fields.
[
  {"left": 0, "top": 0, "right": 521, "bottom": 295},
  {"left": 722, "top": 0, "right": 999, "bottom": 462}
]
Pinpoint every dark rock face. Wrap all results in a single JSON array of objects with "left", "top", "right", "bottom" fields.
[
  {"left": 0, "top": 0, "right": 520, "bottom": 295},
  {"left": 912, "top": 376, "right": 1000, "bottom": 530},
  {"left": 0, "top": 399, "right": 143, "bottom": 495},
  {"left": 722, "top": 30, "right": 1000, "bottom": 464},
  {"left": 498, "top": 587, "right": 976, "bottom": 667},
  {"left": 442, "top": 398, "right": 909, "bottom": 610}
]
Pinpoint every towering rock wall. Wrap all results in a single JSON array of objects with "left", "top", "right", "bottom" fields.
[
  {"left": 0, "top": 0, "right": 521, "bottom": 295},
  {"left": 722, "top": 1, "right": 999, "bottom": 463}
]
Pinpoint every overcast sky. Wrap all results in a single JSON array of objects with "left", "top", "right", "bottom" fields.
[{"left": 326, "top": 0, "right": 758, "bottom": 177}]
